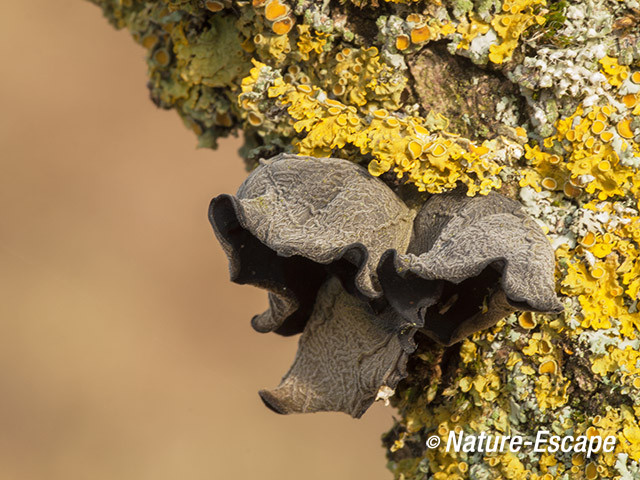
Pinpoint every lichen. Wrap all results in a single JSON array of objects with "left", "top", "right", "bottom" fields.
[{"left": 245, "top": 60, "right": 509, "bottom": 194}]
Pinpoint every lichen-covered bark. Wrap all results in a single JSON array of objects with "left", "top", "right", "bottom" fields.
[
  {"left": 407, "top": 43, "right": 524, "bottom": 140},
  {"left": 89, "top": 0, "right": 640, "bottom": 478}
]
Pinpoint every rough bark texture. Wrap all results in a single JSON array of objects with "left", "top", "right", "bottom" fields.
[
  {"left": 89, "top": 1, "right": 640, "bottom": 478},
  {"left": 407, "top": 43, "right": 524, "bottom": 140}
]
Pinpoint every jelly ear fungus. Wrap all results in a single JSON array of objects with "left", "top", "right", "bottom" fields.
[{"left": 209, "top": 154, "right": 563, "bottom": 416}]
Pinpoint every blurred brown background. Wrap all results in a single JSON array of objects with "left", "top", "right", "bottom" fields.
[{"left": 0, "top": 2, "right": 394, "bottom": 479}]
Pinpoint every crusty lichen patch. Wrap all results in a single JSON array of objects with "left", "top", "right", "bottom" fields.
[{"left": 89, "top": 0, "right": 640, "bottom": 478}]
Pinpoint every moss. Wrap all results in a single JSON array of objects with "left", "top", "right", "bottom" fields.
[{"left": 535, "top": 0, "right": 571, "bottom": 47}]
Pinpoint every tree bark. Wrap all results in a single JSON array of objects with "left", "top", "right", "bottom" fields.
[{"left": 89, "top": 0, "right": 640, "bottom": 478}]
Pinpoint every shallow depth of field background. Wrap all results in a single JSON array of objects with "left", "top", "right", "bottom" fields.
[{"left": 0, "top": 2, "right": 394, "bottom": 479}]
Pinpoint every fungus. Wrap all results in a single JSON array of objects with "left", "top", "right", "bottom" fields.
[
  {"left": 210, "top": 154, "right": 562, "bottom": 415},
  {"left": 258, "top": 277, "right": 412, "bottom": 417},
  {"left": 377, "top": 190, "right": 563, "bottom": 346},
  {"left": 210, "top": 154, "right": 415, "bottom": 416}
]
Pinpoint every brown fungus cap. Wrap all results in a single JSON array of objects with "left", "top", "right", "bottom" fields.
[
  {"left": 258, "top": 277, "right": 411, "bottom": 418},
  {"left": 209, "top": 153, "right": 415, "bottom": 336},
  {"left": 209, "top": 155, "right": 563, "bottom": 417},
  {"left": 378, "top": 190, "right": 564, "bottom": 346}
]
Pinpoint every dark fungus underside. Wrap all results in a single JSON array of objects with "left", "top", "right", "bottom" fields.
[{"left": 210, "top": 153, "right": 563, "bottom": 417}]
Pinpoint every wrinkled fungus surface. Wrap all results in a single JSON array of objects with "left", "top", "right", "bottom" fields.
[{"left": 210, "top": 154, "right": 560, "bottom": 417}]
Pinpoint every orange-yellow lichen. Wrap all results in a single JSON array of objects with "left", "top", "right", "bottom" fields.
[
  {"left": 519, "top": 102, "right": 638, "bottom": 200},
  {"left": 141, "top": 33, "right": 159, "bottom": 49},
  {"left": 395, "top": 34, "right": 410, "bottom": 50},
  {"left": 327, "top": 46, "right": 407, "bottom": 109},
  {"left": 153, "top": 48, "right": 170, "bottom": 67},
  {"left": 538, "top": 359, "right": 557, "bottom": 374},
  {"left": 600, "top": 55, "right": 630, "bottom": 87},
  {"left": 488, "top": 0, "right": 546, "bottom": 64},
  {"left": 518, "top": 311, "right": 537, "bottom": 329},
  {"left": 272, "top": 17, "right": 294, "bottom": 35},
  {"left": 264, "top": 0, "right": 289, "bottom": 21},
  {"left": 456, "top": 16, "right": 490, "bottom": 50},
  {"left": 239, "top": 62, "right": 505, "bottom": 195},
  {"left": 617, "top": 117, "right": 635, "bottom": 139},
  {"left": 390, "top": 4, "right": 543, "bottom": 64},
  {"left": 535, "top": 374, "right": 569, "bottom": 411},
  {"left": 296, "top": 25, "right": 328, "bottom": 60},
  {"left": 205, "top": 0, "right": 224, "bottom": 12}
]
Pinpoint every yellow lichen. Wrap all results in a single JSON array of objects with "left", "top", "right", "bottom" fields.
[
  {"left": 328, "top": 46, "right": 406, "bottom": 109},
  {"left": 488, "top": 0, "right": 546, "bottom": 64},
  {"left": 600, "top": 56, "right": 630, "bottom": 87},
  {"left": 296, "top": 25, "right": 328, "bottom": 60},
  {"left": 264, "top": 0, "right": 289, "bottom": 21},
  {"left": 519, "top": 103, "right": 638, "bottom": 200},
  {"left": 395, "top": 34, "right": 410, "bottom": 51},
  {"left": 236, "top": 62, "right": 508, "bottom": 195},
  {"left": 456, "top": 16, "right": 490, "bottom": 50},
  {"left": 272, "top": 17, "right": 294, "bottom": 35}
]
